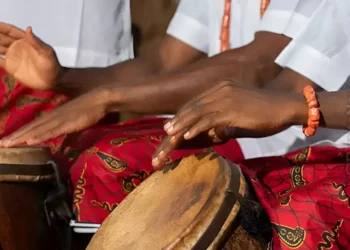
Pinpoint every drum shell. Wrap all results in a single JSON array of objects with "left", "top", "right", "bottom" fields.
[{"left": 0, "top": 147, "right": 59, "bottom": 250}]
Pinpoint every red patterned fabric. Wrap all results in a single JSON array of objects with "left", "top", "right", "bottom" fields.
[
  {"left": 0, "top": 68, "right": 349, "bottom": 249},
  {"left": 240, "top": 147, "right": 350, "bottom": 249}
]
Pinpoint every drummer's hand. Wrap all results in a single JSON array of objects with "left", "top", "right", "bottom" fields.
[
  {"left": 0, "top": 23, "right": 62, "bottom": 90},
  {"left": 152, "top": 81, "right": 301, "bottom": 169},
  {"left": 0, "top": 89, "right": 110, "bottom": 147},
  {"left": 152, "top": 126, "right": 231, "bottom": 170}
]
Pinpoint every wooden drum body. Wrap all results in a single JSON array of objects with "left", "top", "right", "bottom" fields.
[
  {"left": 0, "top": 147, "right": 59, "bottom": 250},
  {"left": 87, "top": 153, "right": 266, "bottom": 250}
]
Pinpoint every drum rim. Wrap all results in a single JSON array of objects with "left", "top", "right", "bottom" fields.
[
  {"left": 0, "top": 163, "right": 56, "bottom": 182},
  {"left": 192, "top": 159, "right": 242, "bottom": 250},
  {"left": 0, "top": 146, "right": 51, "bottom": 151}
]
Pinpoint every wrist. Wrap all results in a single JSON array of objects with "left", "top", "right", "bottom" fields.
[
  {"left": 281, "top": 93, "right": 308, "bottom": 127},
  {"left": 102, "top": 84, "right": 127, "bottom": 113},
  {"left": 56, "top": 67, "right": 68, "bottom": 83},
  {"left": 54, "top": 67, "right": 69, "bottom": 89}
]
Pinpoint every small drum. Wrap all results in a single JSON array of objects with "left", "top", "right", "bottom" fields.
[
  {"left": 87, "top": 153, "right": 267, "bottom": 250},
  {"left": 0, "top": 147, "right": 62, "bottom": 250}
]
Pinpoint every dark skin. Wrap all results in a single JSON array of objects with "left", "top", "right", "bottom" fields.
[
  {"left": 152, "top": 80, "right": 346, "bottom": 169},
  {"left": 0, "top": 23, "right": 293, "bottom": 147}
]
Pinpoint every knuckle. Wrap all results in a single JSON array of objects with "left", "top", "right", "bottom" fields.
[
  {"left": 221, "top": 96, "right": 233, "bottom": 106},
  {"left": 218, "top": 80, "right": 232, "bottom": 88},
  {"left": 192, "top": 105, "right": 204, "bottom": 116}
]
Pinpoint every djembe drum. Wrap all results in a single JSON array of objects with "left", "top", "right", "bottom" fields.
[
  {"left": 87, "top": 153, "right": 271, "bottom": 250},
  {"left": 0, "top": 147, "right": 69, "bottom": 250}
]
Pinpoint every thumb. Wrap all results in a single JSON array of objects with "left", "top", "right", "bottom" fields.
[
  {"left": 25, "top": 27, "right": 52, "bottom": 53},
  {"left": 220, "top": 126, "right": 271, "bottom": 139},
  {"left": 213, "top": 126, "right": 232, "bottom": 143}
]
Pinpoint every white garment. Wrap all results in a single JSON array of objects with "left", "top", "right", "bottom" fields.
[
  {"left": 167, "top": 0, "right": 350, "bottom": 159},
  {"left": 167, "top": 0, "right": 260, "bottom": 56},
  {"left": 0, "top": 0, "right": 134, "bottom": 67},
  {"left": 240, "top": 0, "right": 350, "bottom": 159},
  {"left": 259, "top": 0, "right": 350, "bottom": 91}
]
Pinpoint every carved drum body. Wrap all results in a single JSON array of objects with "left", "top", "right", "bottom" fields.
[{"left": 0, "top": 147, "right": 61, "bottom": 250}]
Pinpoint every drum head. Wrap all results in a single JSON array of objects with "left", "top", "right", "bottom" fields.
[{"left": 87, "top": 153, "right": 245, "bottom": 250}]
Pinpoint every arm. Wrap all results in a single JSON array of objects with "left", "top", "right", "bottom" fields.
[
  {"left": 103, "top": 32, "right": 291, "bottom": 114},
  {"left": 152, "top": 81, "right": 349, "bottom": 168},
  {"left": 288, "top": 90, "right": 348, "bottom": 130},
  {"left": 263, "top": 0, "right": 350, "bottom": 94},
  {"left": 263, "top": 68, "right": 324, "bottom": 93},
  {"left": 56, "top": 35, "right": 206, "bottom": 96}
]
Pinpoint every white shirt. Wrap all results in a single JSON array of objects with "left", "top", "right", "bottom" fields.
[
  {"left": 258, "top": 0, "right": 350, "bottom": 91},
  {"left": 0, "top": 0, "right": 134, "bottom": 68},
  {"left": 167, "top": 0, "right": 350, "bottom": 159},
  {"left": 167, "top": 0, "right": 261, "bottom": 56},
  {"left": 240, "top": 0, "right": 350, "bottom": 159}
]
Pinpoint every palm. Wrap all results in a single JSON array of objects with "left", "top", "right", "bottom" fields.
[{"left": 0, "top": 24, "right": 61, "bottom": 90}]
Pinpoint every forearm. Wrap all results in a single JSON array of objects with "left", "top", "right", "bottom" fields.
[
  {"left": 264, "top": 68, "right": 324, "bottom": 93},
  {"left": 108, "top": 62, "right": 247, "bottom": 114},
  {"left": 177, "top": 32, "right": 289, "bottom": 86},
  {"left": 55, "top": 57, "right": 161, "bottom": 96},
  {"left": 287, "top": 90, "right": 348, "bottom": 129},
  {"left": 107, "top": 32, "right": 291, "bottom": 114},
  {"left": 54, "top": 36, "right": 206, "bottom": 97}
]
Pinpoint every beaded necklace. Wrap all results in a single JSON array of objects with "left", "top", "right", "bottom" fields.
[{"left": 220, "top": 0, "right": 271, "bottom": 52}]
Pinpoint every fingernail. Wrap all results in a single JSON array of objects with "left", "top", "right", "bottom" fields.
[
  {"left": 152, "top": 157, "right": 159, "bottom": 166},
  {"left": 27, "top": 139, "right": 36, "bottom": 145},
  {"left": 184, "top": 132, "right": 190, "bottom": 139},
  {"left": 158, "top": 151, "right": 164, "bottom": 156},
  {"left": 164, "top": 122, "right": 171, "bottom": 130},
  {"left": 170, "top": 136, "right": 176, "bottom": 143},
  {"left": 2, "top": 140, "right": 10, "bottom": 146},
  {"left": 165, "top": 125, "right": 174, "bottom": 133},
  {"left": 208, "top": 128, "right": 216, "bottom": 137}
]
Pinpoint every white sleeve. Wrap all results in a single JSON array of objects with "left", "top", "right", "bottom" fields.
[
  {"left": 276, "top": 0, "right": 350, "bottom": 91},
  {"left": 257, "top": 0, "right": 324, "bottom": 38},
  {"left": 166, "top": 0, "right": 209, "bottom": 53}
]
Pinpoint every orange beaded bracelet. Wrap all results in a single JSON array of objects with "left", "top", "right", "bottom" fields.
[{"left": 302, "top": 86, "right": 320, "bottom": 136}]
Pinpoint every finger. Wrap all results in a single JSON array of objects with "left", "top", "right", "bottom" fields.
[
  {"left": 26, "top": 125, "right": 66, "bottom": 145},
  {"left": 25, "top": 27, "right": 52, "bottom": 54},
  {"left": 0, "top": 116, "right": 51, "bottom": 142},
  {"left": 165, "top": 98, "right": 217, "bottom": 134},
  {"left": 166, "top": 100, "right": 221, "bottom": 135},
  {"left": 152, "top": 130, "right": 185, "bottom": 170},
  {"left": 0, "top": 34, "right": 15, "bottom": 47},
  {"left": 183, "top": 114, "right": 228, "bottom": 140},
  {"left": 1, "top": 124, "right": 47, "bottom": 147},
  {"left": 0, "top": 23, "right": 25, "bottom": 40},
  {"left": 180, "top": 80, "right": 233, "bottom": 112},
  {"left": 0, "top": 46, "right": 8, "bottom": 55},
  {"left": 26, "top": 117, "right": 89, "bottom": 145},
  {"left": 214, "top": 126, "right": 232, "bottom": 143},
  {"left": 165, "top": 81, "right": 232, "bottom": 130},
  {"left": 176, "top": 84, "right": 224, "bottom": 116},
  {"left": 2, "top": 120, "right": 61, "bottom": 147},
  {"left": 0, "top": 58, "right": 5, "bottom": 69},
  {"left": 0, "top": 114, "right": 58, "bottom": 146}
]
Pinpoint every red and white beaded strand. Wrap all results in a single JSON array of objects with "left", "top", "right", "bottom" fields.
[{"left": 220, "top": 0, "right": 271, "bottom": 52}]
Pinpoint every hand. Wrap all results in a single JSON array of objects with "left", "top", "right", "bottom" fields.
[
  {"left": 152, "top": 81, "right": 303, "bottom": 169},
  {"left": 152, "top": 125, "right": 230, "bottom": 170},
  {"left": 0, "top": 89, "right": 110, "bottom": 147},
  {"left": 0, "top": 23, "right": 62, "bottom": 90}
]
